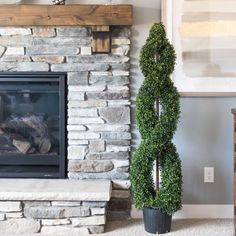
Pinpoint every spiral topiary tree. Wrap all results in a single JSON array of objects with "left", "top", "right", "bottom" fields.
[{"left": 130, "top": 23, "right": 182, "bottom": 216}]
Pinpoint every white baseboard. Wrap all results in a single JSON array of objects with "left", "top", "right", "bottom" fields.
[{"left": 131, "top": 204, "right": 234, "bottom": 219}]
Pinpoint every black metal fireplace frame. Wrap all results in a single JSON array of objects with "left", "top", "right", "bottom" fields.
[{"left": 0, "top": 72, "right": 66, "bottom": 178}]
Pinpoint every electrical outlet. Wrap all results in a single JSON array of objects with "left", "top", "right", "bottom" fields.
[{"left": 204, "top": 167, "right": 214, "bottom": 183}]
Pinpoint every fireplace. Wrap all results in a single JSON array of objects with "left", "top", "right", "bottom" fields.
[{"left": 0, "top": 72, "right": 66, "bottom": 178}]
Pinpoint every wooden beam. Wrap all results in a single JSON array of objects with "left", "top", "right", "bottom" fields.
[
  {"left": 91, "top": 26, "right": 110, "bottom": 32},
  {"left": 92, "top": 34, "right": 110, "bottom": 53},
  {"left": 0, "top": 5, "right": 133, "bottom": 26},
  {"left": 92, "top": 26, "right": 110, "bottom": 53}
]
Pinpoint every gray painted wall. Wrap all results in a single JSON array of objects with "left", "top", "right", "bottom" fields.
[{"left": 174, "top": 97, "right": 234, "bottom": 204}]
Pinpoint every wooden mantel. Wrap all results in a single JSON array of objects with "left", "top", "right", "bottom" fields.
[
  {"left": 0, "top": 4, "right": 133, "bottom": 53},
  {"left": 0, "top": 4, "right": 133, "bottom": 26}
]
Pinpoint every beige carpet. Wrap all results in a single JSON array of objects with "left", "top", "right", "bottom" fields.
[
  {"left": 101, "top": 219, "right": 233, "bottom": 236},
  {"left": 7, "top": 219, "right": 234, "bottom": 236}
]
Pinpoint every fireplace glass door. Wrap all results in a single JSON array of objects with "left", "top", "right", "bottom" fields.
[{"left": 0, "top": 73, "right": 66, "bottom": 178}]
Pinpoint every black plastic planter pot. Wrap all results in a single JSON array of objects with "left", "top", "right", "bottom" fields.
[{"left": 143, "top": 207, "right": 172, "bottom": 234}]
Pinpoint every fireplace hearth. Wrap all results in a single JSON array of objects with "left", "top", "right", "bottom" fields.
[{"left": 0, "top": 72, "right": 66, "bottom": 178}]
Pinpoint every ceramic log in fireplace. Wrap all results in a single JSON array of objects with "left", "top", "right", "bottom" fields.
[{"left": 0, "top": 72, "right": 66, "bottom": 178}]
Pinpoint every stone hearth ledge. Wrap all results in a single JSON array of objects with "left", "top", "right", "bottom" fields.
[{"left": 0, "top": 179, "right": 111, "bottom": 201}]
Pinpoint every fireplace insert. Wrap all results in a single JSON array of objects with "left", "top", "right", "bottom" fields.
[{"left": 0, "top": 72, "right": 66, "bottom": 178}]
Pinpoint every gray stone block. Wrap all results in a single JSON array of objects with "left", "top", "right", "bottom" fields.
[
  {"left": 91, "top": 208, "right": 105, "bottom": 215},
  {"left": 18, "top": 62, "right": 49, "bottom": 71},
  {"left": 0, "top": 28, "right": 31, "bottom": 36},
  {"left": 106, "top": 145, "right": 130, "bottom": 152},
  {"left": 51, "top": 201, "right": 81, "bottom": 207},
  {"left": 107, "top": 85, "right": 129, "bottom": 91},
  {"left": 110, "top": 62, "right": 130, "bottom": 70},
  {"left": 68, "top": 100, "right": 107, "bottom": 108},
  {"left": 68, "top": 140, "right": 89, "bottom": 145},
  {"left": 117, "top": 166, "right": 129, "bottom": 173},
  {"left": 0, "top": 55, "right": 31, "bottom": 62},
  {"left": 23, "top": 201, "right": 51, "bottom": 208},
  {"left": 99, "top": 107, "right": 130, "bottom": 124},
  {"left": 82, "top": 201, "right": 107, "bottom": 207},
  {"left": 0, "top": 201, "right": 22, "bottom": 212},
  {"left": 24, "top": 207, "right": 65, "bottom": 219},
  {"left": 68, "top": 160, "right": 114, "bottom": 173},
  {"left": 100, "top": 152, "right": 129, "bottom": 160},
  {"left": 81, "top": 46, "right": 92, "bottom": 55},
  {"left": 106, "top": 140, "right": 130, "bottom": 146},
  {"left": 5, "top": 212, "right": 23, "bottom": 218},
  {"left": 113, "top": 160, "right": 129, "bottom": 169},
  {"left": 51, "top": 63, "right": 109, "bottom": 72},
  {"left": 89, "top": 76, "right": 129, "bottom": 86},
  {"left": 90, "top": 71, "right": 112, "bottom": 76},
  {"left": 64, "top": 206, "right": 90, "bottom": 217},
  {"left": 86, "top": 125, "right": 130, "bottom": 132},
  {"left": 67, "top": 54, "right": 129, "bottom": 63},
  {"left": 6, "top": 46, "right": 24, "bottom": 55},
  {"left": 68, "top": 108, "right": 98, "bottom": 117},
  {"left": 89, "top": 140, "right": 105, "bottom": 152},
  {"left": 68, "top": 171, "right": 129, "bottom": 180},
  {"left": 0, "top": 35, "right": 33, "bottom": 46},
  {"left": 67, "top": 125, "right": 87, "bottom": 131},
  {"left": 57, "top": 27, "right": 90, "bottom": 37},
  {"left": 31, "top": 55, "right": 65, "bottom": 64},
  {"left": 0, "top": 213, "right": 5, "bottom": 221},
  {"left": 86, "top": 153, "right": 101, "bottom": 160},
  {"left": 68, "top": 146, "right": 88, "bottom": 160},
  {"left": 108, "top": 100, "right": 131, "bottom": 106},
  {"left": 68, "top": 118, "right": 104, "bottom": 125},
  {"left": 33, "top": 37, "right": 92, "bottom": 46},
  {"left": 68, "top": 132, "right": 100, "bottom": 140},
  {"left": 27, "top": 45, "right": 79, "bottom": 55},
  {"left": 112, "top": 45, "right": 130, "bottom": 56},
  {"left": 86, "top": 90, "right": 129, "bottom": 100},
  {"left": 68, "top": 72, "right": 89, "bottom": 85},
  {"left": 100, "top": 131, "right": 131, "bottom": 140},
  {"left": 0, "top": 62, "right": 49, "bottom": 72},
  {"left": 41, "top": 219, "right": 71, "bottom": 226},
  {"left": 0, "top": 219, "right": 40, "bottom": 234},
  {"left": 68, "top": 91, "right": 85, "bottom": 101},
  {"left": 69, "top": 85, "right": 106, "bottom": 92},
  {"left": 112, "top": 70, "right": 129, "bottom": 76}
]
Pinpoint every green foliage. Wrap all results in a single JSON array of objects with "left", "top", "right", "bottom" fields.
[{"left": 130, "top": 23, "right": 182, "bottom": 215}]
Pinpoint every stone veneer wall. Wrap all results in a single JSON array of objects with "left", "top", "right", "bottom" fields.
[
  {"left": 0, "top": 200, "right": 106, "bottom": 234},
  {"left": 0, "top": 27, "right": 131, "bottom": 220}
]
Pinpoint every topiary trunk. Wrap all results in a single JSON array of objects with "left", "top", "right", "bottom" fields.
[{"left": 130, "top": 23, "right": 182, "bottom": 215}]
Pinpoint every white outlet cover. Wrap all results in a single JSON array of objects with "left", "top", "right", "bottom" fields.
[{"left": 204, "top": 167, "right": 214, "bottom": 183}]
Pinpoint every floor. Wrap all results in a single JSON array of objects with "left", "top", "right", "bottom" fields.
[
  {"left": 10, "top": 219, "right": 234, "bottom": 236},
  {"left": 102, "top": 219, "right": 233, "bottom": 236}
]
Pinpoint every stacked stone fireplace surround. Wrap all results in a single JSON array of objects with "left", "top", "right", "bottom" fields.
[{"left": 0, "top": 26, "right": 131, "bottom": 234}]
